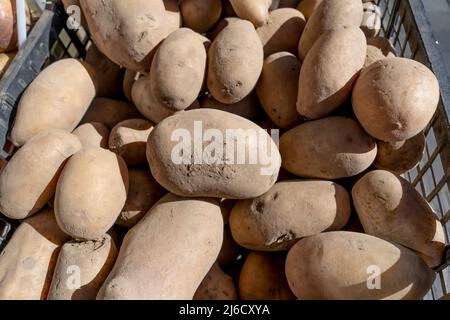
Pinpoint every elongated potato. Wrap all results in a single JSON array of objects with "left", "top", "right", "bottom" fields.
[
  {"left": 194, "top": 262, "right": 237, "bottom": 300},
  {"left": 97, "top": 194, "right": 223, "bottom": 300},
  {"left": 240, "top": 252, "right": 295, "bottom": 300},
  {"left": 257, "top": 52, "right": 302, "bottom": 129},
  {"left": 280, "top": 117, "right": 377, "bottom": 179},
  {"left": 230, "top": 180, "right": 351, "bottom": 251},
  {"left": 207, "top": 18, "right": 264, "bottom": 104},
  {"left": 200, "top": 93, "right": 260, "bottom": 120},
  {"left": 10, "top": 59, "right": 96, "bottom": 146},
  {"left": 352, "top": 170, "right": 446, "bottom": 268},
  {"left": 229, "top": 0, "right": 272, "bottom": 27},
  {"left": 73, "top": 122, "right": 110, "bottom": 149},
  {"left": 297, "top": 27, "right": 366, "bottom": 119},
  {"left": 286, "top": 232, "right": 435, "bottom": 300},
  {"left": 0, "top": 130, "right": 81, "bottom": 220},
  {"left": 257, "top": 8, "right": 306, "bottom": 57},
  {"left": 353, "top": 57, "right": 440, "bottom": 142},
  {"left": 147, "top": 109, "right": 281, "bottom": 199},
  {"left": 298, "top": 0, "right": 363, "bottom": 61},
  {"left": 0, "top": 209, "right": 70, "bottom": 300},
  {"left": 55, "top": 148, "right": 129, "bottom": 240},
  {"left": 297, "top": 0, "right": 322, "bottom": 20},
  {"left": 180, "top": 0, "right": 222, "bottom": 33},
  {"left": 47, "top": 234, "right": 118, "bottom": 300}
]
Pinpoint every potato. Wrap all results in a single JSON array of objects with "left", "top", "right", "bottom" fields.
[
  {"left": 280, "top": 117, "right": 377, "bottom": 179},
  {"left": 367, "top": 36, "right": 396, "bottom": 56},
  {"left": 286, "top": 231, "right": 435, "bottom": 300},
  {"left": 116, "top": 168, "right": 167, "bottom": 228},
  {"left": 0, "top": 130, "right": 81, "bottom": 220},
  {"left": 194, "top": 262, "right": 237, "bottom": 300},
  {"left": 207, "top": 18, "right": 264, "bottom": 104},
  {"left": 180, "top": 0, "right": 222, "bottom": 33},
  {"left": 10, "top": 59, "right": 96, "bottom": 147},
  {"left": 230, "top": 180, "right": 350, "bottom": 251},
  {"left": 352, "top": 170, "right": 446, "bottom": 268},
  {"left": 229, "top": 0, "right": 272, "bottom": 27},
  {"left": 240, "top": 252, "right": 295, "bottom": 300},
  {"left": 55, "top": 148, "right": 129, "bottom": 240},
  {"left": 123, "top": 69, "right": 138, "bottom": 101},
  {"left": 80, "top": 0, "right": 169, "bottom": 72},
  {"left": 374, "top": 132, "right": 425, "bottom": 174},
  {"left": 109, "top": 119, "right": 154, "bottom": 166},
  {"left": 218, "top": 226, "right": 241, "bottom": 268},
  {"left": 298, "top": 0, "right": 363, "bottom": 61},
  {"left": 73, "top": 122, "right": 110, "bottom": 149},
  {"left": 97, "top": 194, "right": 223, "bottom": 300},
  {"left": 256, "top": 8, "right": 306, "bottom": 57},
  {"left": 163, "top": 0, "right": 182, "bottom": 33},
  {"left": 297, "top": 0, "right": 322, "bottom": 20},
  {"left": 0, "top": 209, "right": 70, "bottom": 300},
  {"left": 81, "top": 98, "right": 142, "bottom": 129},
  {"left": 147, "top": 109, "right": 281, "bottom": 199},
  {"left": 257, "top": 52, "right": 302, "bottom": 129},
  {"left": 352, "top": 57, "right": 440, "bottom": 142},
  {"left": 279, "top": 0, "right": 300, "bottom": 8},
  {"left": 200, "top": 93, "right": 260, "bottom": 120},
  {"left": 47, "top": 234, "right": 118, "bottom": 300},
  {"left": 297, "top": 27, "right": 366, "bottom": 119},
  {"left": 361, "top": 1, "right": 381, "bottom": 38},
  {"left": 0, "top": 52, "right": 14, "bottom": 77},
  {"left": 0, "top": 0, "right": 15, "bottom": 52}
]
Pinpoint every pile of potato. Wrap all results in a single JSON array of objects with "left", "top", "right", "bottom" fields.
[{"left": 0, "top": 0, "right": 447, "bottom": 300}]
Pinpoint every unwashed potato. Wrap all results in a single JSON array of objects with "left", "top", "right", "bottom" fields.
[
  {"left": 10, "top": 59, "right": 96, "bottom": 147},
  {"left": 352, "top": 170, "right": 446, "bottom": 268},
  {"left": 352, "top": 57, "right": 440, "bottom": 142},
  {"left": 47, "top": 234, "right": 118, "bottom": 300},
  {"left": 240, "top": 252, "right": 295, "bottom": 300},
  {"left": 163, "top": 0, "right": 182, "bottom": 33},
  {"left": 286, "top": 231, "right": 435, "bottom": 300},
  {"left": 0, "top": 209, "right": 70, "bottom": 300},
  {"left": 257, "top": 52, "right": 302, "bottom": 129},
  {"left": 146, "top": 109, "right": 281, "bottom": 199},
  {"left": 297, "top": 27, "right": 366, "bottom": 119},
  {"left": 280, "top": 117, "right": 377, "bottom": 179},
  {"left": 97, "top": 194, "right": 223, "bottom": 300},
  {"left": 180, "top": 0, "right": 222, "bottom": 33},
  {"left": 0, "top": 130, "right": 81, "bottom": 220},
  {"left": 218, "top": 226, "right": 241, "bottom": 268},
  {"left": 0, "top": 0, "right": 15, "bottom": 52},
  {"left": 207, "top": 18, "right": 264, "bottom": 104},
  {"left": 73, "top": 122, "right": 110, "bottom": 149},
  {"left": 0, "top": 52, "right": 15, "bottom": 77},
  {"left": 298, "top": 0, "right": 363, "bottom": 61},
  {"left": 55, "top": 147, "right": 129, "bottom": 240},
  {"left": 297, "top": 0, "right": 322, "bottom": 20},
  {"left": 374, "top": 132, "right": 426, "bottom": 174},
  {"left": 200, "top": 92, "right": 260, "bottom": 120},
  {"left": 257, "top": 8, "right": 306, "bottom": 58},
  {"left": 229, "top": 0, "right": 272, "bottom": 27},
  {"left": 229, "top": 180, "right": 351, "bottom": 251},
  {"left": 194, "top": 262, "right": 237, "bottom": 300}
]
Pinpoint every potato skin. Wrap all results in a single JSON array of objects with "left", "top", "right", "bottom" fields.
[
  {"left": 280, "top": 117, "right": 377, "bottom": 179},
  {"left": 73, "top": 122, "right": 110, "bottom": 149},
  {"left": 297, "top": 0, "right": 322, "bottom": 20},
  {"left": 0, "top": 130, "right": 82, "bottom": 220},
  {"left": 297, "top": 27, "right": 366, "bottom": 119},
  {"left": 0, "top": 0, "right": 15, "bottom": 52},
  {"left": 229, "top": 0, "right": 272, "bottom": 27},
  {"left": 207, "top": 18, "right": 264, "bottom": 104},
  {"left": 54, "top": 148, "right": 129, "bottom": 240},
  {"left": 123, "top": 69, "right": 138, "bottom": 101},
  {"left": 200, "top": 92, "right": 260, "bottom": 120},
  {"left": 180, "top": 0, "right": 222, "bottom": 33},
  {"left": 97, "top": 194, "right": 223, "bottom": 300},
  {"left": 194, "top": 262, "right": 237, "bottom": 300},
  {"left": 10, "top": 59, "right": 96, "bottom": 146},
  {"left": 352, "top": 57, "right": 440, "bottom": 142},
  {"left": 286, "top": 231, "right": 435, "bottom": 300},
  {"left": 230, "top": 180, "right": 350, "bottom": 251},
  {"left": 352, "top": 170, "right": 446, "bottom": 268}
]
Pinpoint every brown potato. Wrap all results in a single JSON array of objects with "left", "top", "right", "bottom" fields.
[
  {"left": 163, "top": 0, "right": 182, "bottom": 33},
  {"left": 123, "top": 69, "right": 138, "bottom": 101},
  {"left": 200, "top": 93, "right": 260, "bottom": 120},
  {"left": 73, "top": 122, "right": 110, "bottom": 149},
  {"left": 180, "top": 0, "right": 222, "bottom": 33},
  {"left": 0, "top": 0, "right": 15, "bottom": 52},
  {"left": 229, "top": 0, "right": 272, "bottom": 27},
  {"left": 297, "top": 0, "right": 322, "bottom": 20},
  {"left": 218, "top": 226, "right": 241, "bottom": 268},
  {"left": 194, "top": 262, "right": 237, "bottom": 300}
]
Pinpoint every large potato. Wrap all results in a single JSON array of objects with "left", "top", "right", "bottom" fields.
[
  {"left": 229, "top": 0, "right": 272, "bottom": 27},
  {"left": 280, "top": 117, "right": 377, "bottom": 179},
  {"left": 163, "top": 0, "right": 182, "bottom": 33},
  {"left": 180, "top": 0, "right": 222, "bottom": 33},
  {"left": 286, "top": 232, "right": 436, "bottom": 300},
  {"left": 230, "top": 180, "right": 351, "bottom": 251},
  {"left": 207, "top": 18, "right": 264, "bottom": 104},
  {"left": 147, "top": 109, "right": 281, "bottom": 199},
  {"left": 10, "top": 59, "right": 96, "bottom": 146},
  {"left": 352, "top": 57, "right": 440, "bottom": 142},
  {"left": 73, "top": 122, "right": 110, "bottom": 149},
  {"left": 257, "top": 52, "right": 302, "bottom": 129},
  {"left": 54, "top": 148, "right": 129, "bottom": 240},
  {"left": 352, "top": 170, "right": 446, "bottom": 268},
  {"left": 97, "top": 194, "right": 223, "bottom": 299},
  {"left": 194, "top": 262, "right": 237, "bottom": 300},
  {"left": 0, "top": 130, "right": 81, "bottom": 220},
  {"left": 297, "top": 0, "right": 322, "bottom": 20},
  {"left": 200, "top": 93, "right": 260, "bottom": 120},
  {"left": 298, "top": 0, "right": 363, "bottom": 61},
  {"left": 297, "top": 27, "right": 366, "bottom": 119}
]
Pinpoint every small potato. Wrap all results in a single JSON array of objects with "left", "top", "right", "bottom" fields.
[
  {"left": 0, "top": 130, "right": 81, "bottom": 220},
  {"left": 286, "top": 232, "right": 435, "bottom": 300},
  {"left": 194, "top": 262, "right": 237, "bottom": 300},
  {"left": 280, "top": 117, "right": 377, "bottom": 179},
  {"left": 180, "top": 0, "right": 222, "bottom": 33},
  {"left": 297, "top": 0, "right": 322, "bottom": 20},
  {"left": 240, "top": 252, "right": 295, "bottom": 300},
  {"left": 374, "top": 132, "right": 425, "bottom": 174},
  {"left": 73, "top": 122, "right": 110, "bottom": 149},
  {"left": 55, "top": 148, "right": 129, "bottom": 240},
  {"left": 352, "top": 170, "right": 446, "bottom": 268},
  {"left": 352, "top": 57, "right": 440, "bottom": 142},
  {"left": 257, "top": 52, "right": 302, "bottom": 129},
  {"left": 200, "top": 93, "right": 260, "bottom": 120},
  {"left": 257, "top": 8, "right": 306, "bottom": 57},
  {"left": 229, "top": 0, "right": 272, "bottom": 27}
]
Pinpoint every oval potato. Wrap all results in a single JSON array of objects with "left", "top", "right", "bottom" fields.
[
  {"left": 180, "top": 0, "right": 222, "bottom": 33},
  {"left": 194, "top": 262, "right": 237, "bottom": 300},
  {"left": 297, "top": 0, "right": 322, "bottom": 20},
  {"left": 73, "top": 122, "right": 110, "bottom": 149},
  {"left": 200, "top": 93, "right": 260, "bottom": 120},
  {"left": 229, "top": 0, "right": 272, "bottom": 27}
]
